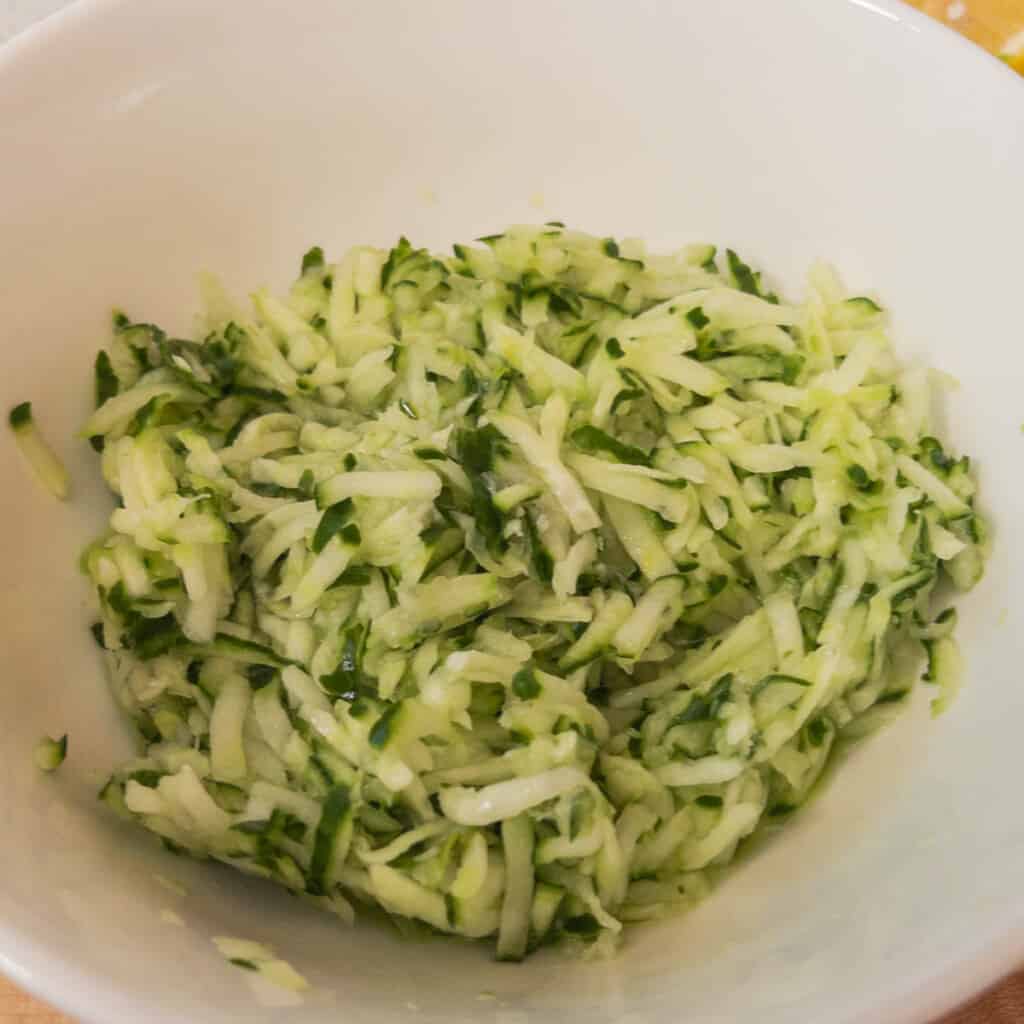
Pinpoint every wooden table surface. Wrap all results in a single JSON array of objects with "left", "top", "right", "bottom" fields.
[{"left": 2, "top": 1, "right": 1022, "bottom": 1021}]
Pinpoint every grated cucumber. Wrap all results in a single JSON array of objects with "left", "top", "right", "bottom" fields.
[{"left": 82, "top": 227, "right": 986, "bottom": 958}]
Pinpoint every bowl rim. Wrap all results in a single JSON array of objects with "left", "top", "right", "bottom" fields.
[{"left": 1, "top": 0, "right": 1022, "bottom": 1021}]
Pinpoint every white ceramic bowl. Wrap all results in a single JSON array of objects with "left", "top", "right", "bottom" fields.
[{"left": 2, "top": 2, "right": 1023, "bottom": 1021}]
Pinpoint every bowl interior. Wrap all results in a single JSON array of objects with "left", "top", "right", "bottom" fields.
[{"left": 1, "top": 2, "right": 1023, "bottom": 1022}]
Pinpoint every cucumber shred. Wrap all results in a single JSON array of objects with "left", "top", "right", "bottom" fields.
[
  {"left": 35, "top": 734, "right": 68, "bottom": 772},
  {"left": 82, "top": 226, "right": 985, "bottom": 958},
  {"left": 9, "top": 401, "right": 70, "bottom": 499},
  {"left": 212, "top": 936, "right": 310, "bottom": 993}
]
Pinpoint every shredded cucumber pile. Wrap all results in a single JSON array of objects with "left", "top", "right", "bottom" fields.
[{"left": 83, "top": 226, "right": 986, "bottom": 959}]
